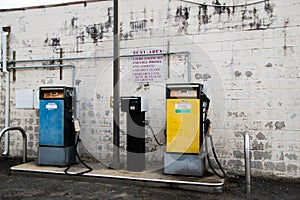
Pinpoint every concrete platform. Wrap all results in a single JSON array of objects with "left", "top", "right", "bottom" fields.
[{"left": 10, "top": 161, "right": 225, "bottom": 193}]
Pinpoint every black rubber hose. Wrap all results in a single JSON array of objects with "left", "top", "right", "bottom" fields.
[
  {"left": 209, "top": 134, "right": 227, "bottom": 178},
  {"left": 147, "top": 123, "right": 165, "bottom": 146},
  {"left": 144, "top": 120, "right": 165, "bottom": 146},
  {"left": 204, "top": 118, "right": 227, "bottom": 179},
  {"left": 64, "top": 133, "right": 93, "bottom": 175}
]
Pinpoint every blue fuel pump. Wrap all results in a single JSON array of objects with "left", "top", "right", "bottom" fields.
[{"left": 38, "top": 86, "right": 75, "bottom": 166}]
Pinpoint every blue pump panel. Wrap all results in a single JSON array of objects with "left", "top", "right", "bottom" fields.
[{"left": 39, "top": 100, "right": 64, "bottom": 146}]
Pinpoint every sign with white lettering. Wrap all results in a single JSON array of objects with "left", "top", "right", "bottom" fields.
[{"left": 132, "top": 49, "right": 166, "bottom": 82}]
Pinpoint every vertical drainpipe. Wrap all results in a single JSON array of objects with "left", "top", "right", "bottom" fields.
[{"left": 2, "top": 31, "right": 10, "bottom": 156}]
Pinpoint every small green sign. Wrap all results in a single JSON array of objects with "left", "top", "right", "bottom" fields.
[{"left": 175, "top": 109, "right": 191, "bottom": 114}]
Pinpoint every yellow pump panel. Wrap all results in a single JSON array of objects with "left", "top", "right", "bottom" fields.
[{"left": 166, "top": 99, "right": 200, "bottom": 153}]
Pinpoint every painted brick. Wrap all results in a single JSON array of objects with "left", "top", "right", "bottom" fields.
[{"left": 0, "top": 0, "right": 299, "bottom": 178}]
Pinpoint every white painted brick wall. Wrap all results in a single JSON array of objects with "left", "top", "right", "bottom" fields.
[{"left": 0, "top": 0, "right": 299, "bottom": 178}]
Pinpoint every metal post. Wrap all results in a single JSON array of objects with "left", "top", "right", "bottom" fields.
[
  {"left": 112, "top": 0, "right": 121, "bottom": 169},
  {"left": 244, "top": 132, "right": 251, "bottom": 194}
]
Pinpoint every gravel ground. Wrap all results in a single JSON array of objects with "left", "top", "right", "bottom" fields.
[{"left": 0, "top": 158, "right": 299, "bottom": 200}]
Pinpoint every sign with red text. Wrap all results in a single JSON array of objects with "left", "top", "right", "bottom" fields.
[{"left": 132, "top": 49, "right": 166, "bottom": 82}]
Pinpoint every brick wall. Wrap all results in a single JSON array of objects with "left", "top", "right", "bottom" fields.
[{"left": 0, "top": 0, "right": 299, "bottom": 178}]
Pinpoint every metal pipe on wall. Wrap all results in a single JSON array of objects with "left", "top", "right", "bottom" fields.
[
  {"left": 5, "top": 50, "right": 192, "bottom": 80},
  {"left": 2, "top": 32, "right": 8, "bottom": 73},
  {"left": 8, "top": 64, "right": 75, "bottom": 88},
  {"left": 6, "top": 51, "right": 190, "bottom": 61},
  {"left": 2, "top": 31, "right": 9, "bottom": 155}
]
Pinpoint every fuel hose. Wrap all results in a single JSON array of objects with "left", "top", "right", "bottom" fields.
[
  {"left": 204, "top": 118, "right": 227, "bottom": 179},
  {"left": 64, "top": 131, "right": 93, "bottom": 175}
]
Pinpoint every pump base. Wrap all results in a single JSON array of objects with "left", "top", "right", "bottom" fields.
[
  {"left": 38, "top": 146, "right": 75, "bottom": 167},
  {"left": 164, "top": 153, "right": 205, "bottom": 176}
]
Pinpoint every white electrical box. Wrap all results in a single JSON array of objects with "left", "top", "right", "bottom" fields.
[
  {"left": 15, "top": 89, "right": 40, "bottom": 109},
  {"left": 16, "top": 89, "right": 34, "bottom": 108}
]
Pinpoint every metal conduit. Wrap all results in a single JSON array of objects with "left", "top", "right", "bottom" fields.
[
  {"left": 7, "top": 64, "right": 75, "bottom": 88},
  {"left": 2, "top": 51, "right": 192, "bottom": 83},
  {"left": 4, "top": 51, "right": 190, "bottom": 64},
  {"left": 244, "top": 132, "right": 251, "bottom": 194},
  {"left": 0, "top": 126, "right": 27, "bottom": 163}
]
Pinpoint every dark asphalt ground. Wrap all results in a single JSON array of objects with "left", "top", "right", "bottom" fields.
[{"left": 0, "top": 158, "right": 299, "bottom": 200}]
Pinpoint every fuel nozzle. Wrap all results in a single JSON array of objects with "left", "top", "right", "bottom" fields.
[
  {"left": 74, "top": 119, "right": 80, "bottom": 132},
  {"left": 204, "top": 118, "right": 211, "bottom": 136}
]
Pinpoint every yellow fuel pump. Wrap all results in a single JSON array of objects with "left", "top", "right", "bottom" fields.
[{"left": 164, "top": 83, "right": 209, "bottom": 176}]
